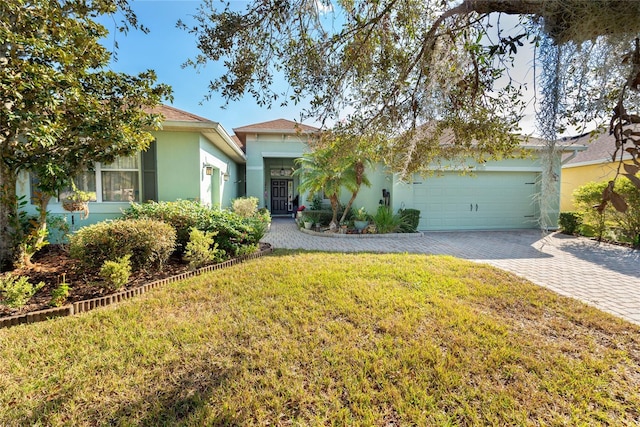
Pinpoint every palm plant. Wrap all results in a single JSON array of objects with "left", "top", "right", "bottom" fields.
[
  {"left": 294, "top": 133, "right": 372, "bottom": 227},
  {"left": 294, "top": 148, "right": 345, "bottom": 227}
]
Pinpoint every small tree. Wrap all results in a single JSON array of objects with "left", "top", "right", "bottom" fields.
[{"left": 0, "top": 0, "right": 172, "bottom": 270}]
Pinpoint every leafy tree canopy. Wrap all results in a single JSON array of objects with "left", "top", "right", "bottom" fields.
[
  {"left": 184, "top": 0, "right": 640, "bottom": 177},
  {"left": 0, "top": 0, "right": 172, "bottom": 269}
]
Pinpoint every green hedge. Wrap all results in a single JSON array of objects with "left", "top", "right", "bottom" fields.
[
  {"left": 558, "top": 212, "right": 582, "bottom": 235},
  {"left": 398, "top": 208, "right": 421, "bottom": 233},
  {"left": 122, "top": 200, "right": 265, "bottom": 258}
]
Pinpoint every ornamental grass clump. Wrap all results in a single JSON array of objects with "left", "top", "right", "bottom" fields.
[{"left": 372, "top": 206, "right": 405, "bottom": 234}]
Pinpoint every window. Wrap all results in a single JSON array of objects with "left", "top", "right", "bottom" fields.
[
  {"left": 58, "top": 171, "right": 97, "bottom": 201},
  {"left": 101, "top": 155, "right": 140, "bottom": 202},
  {"left": 30, "top": 154, "right": 142, "bottom": 205}
]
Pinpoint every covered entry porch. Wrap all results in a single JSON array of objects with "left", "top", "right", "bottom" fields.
[{"left": 260, "top": 157, "right": 301, "bottom": 216}]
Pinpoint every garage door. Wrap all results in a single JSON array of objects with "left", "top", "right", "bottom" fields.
[{"left": 412, "top": 172, "right": 540, "bottom": 231}]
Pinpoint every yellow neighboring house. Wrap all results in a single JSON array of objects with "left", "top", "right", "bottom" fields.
[{"left": 561, "top": 131, "right": 633, "bottom": 211}]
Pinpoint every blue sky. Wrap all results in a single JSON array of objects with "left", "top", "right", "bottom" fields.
[
  {"left": 101, "top": 1, "right": 541, "bottom": 136},
  {"left": 100, "top": 1, "right": 318, "bottom": 135}
]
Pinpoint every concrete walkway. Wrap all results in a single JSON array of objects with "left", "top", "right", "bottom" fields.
[{"left": 262, "top": 217, "right": 640, "bottom": 325}]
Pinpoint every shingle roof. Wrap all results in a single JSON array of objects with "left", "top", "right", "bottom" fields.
[
  {"left": 147, "top": 104, "right": 214, "bottom": 123},
  {"left": 563, "top": 130, "right": 632, "bottom": 166},
  {"left": 232, "top": 118, "right": 320, "bottom": 146},
  {"left": 231, "top": 134, "right": 244, "bottom": 152},
  {"left": 233, "top": 118, "right": 319, "bottom": 134}
]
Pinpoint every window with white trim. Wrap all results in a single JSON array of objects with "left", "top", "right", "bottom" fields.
[
  {"left": 100, "top": 155, "right": 140, "bottom": 202},
  {"left": 32, "top": 154, "right": 142, "bottom": 204}
]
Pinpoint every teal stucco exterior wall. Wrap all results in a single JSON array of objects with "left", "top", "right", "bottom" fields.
[
  {"left": 17, "top": 128, "right": 244, "bottom": 234},
  {"left": 155, "top": 130, "right": 200, "bottom": 202},
  {"left": 244, "top": 132, "right": 309, "bottom": 211}
]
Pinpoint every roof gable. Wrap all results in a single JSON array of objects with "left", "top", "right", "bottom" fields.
[
  {"left": 233, "top": 118, "right": 319, "bottom": 134},
  {"left": 233, "top": 118, "right": 320, "bottom": 146}
]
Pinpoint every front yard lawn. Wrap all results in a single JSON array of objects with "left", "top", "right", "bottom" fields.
[{"left": 0, "top": 251, "right": 638, "bottom": 425}]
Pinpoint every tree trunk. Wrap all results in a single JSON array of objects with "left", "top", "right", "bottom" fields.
[
  {"left": 15, "top": 192, "right": 52, "bottom": 268},
  {"left": 339, "top": 189, "right": 360, "bottom": 225},
  {"left": 329, "top": 193, "right": 339, "bottom": 227},
  {"left": 0, "top": 158, "right": 18, "bottom": 271},
  {"left": 339, "top": 160, "right": 365, "bottom": 224}
]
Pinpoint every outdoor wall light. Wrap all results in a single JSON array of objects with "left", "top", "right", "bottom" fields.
[
  {"left": 203, "top": 163, "right": 214, "bottom": 176},
  {"left": 222, "top": 171, "right": 230, "bottom": 181}
]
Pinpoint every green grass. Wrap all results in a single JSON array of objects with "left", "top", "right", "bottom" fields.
[{"left": 1, "top": 251, "right": 639, "bottom": 426}]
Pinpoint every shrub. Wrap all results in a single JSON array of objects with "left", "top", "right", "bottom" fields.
[
  {"left": 232, "top": 196, "right": 259, "bottom": 218},
  {"left": 236, "top": 243, "right": 259, "bottom": 257},
  {"left": 372, "top": 206, "right": 405, "bottom": 234},
  {"left": 184, "top": 228, "right": 221, "bottom": 270},
  {"left": 122, "top": 200, "right": 210, "bottom": 254},
  {"left": 573, "top": 178, "right": 640, "bottom": 245},
  {"left": 398, "top": 208, "right": 421, "bottom": 232},
  {"left": 201, "top": 209, "right": 255, "bottom": 257},
  {"left": 69, "top": 219, "right": 176, "bottom": 271},
  {"left": 245, "top": 216, "right": 269, "bottom": 243},
  {"left": 0, "top": 274, "right": 44, "bottom": 308},
  {"left": 302, "top": 209, "right": 339, "bottom": 225},
  {"left": 99, "top": 255, "right": 132, "bottom": 290},
  {"left": 573, "top": 181, "right": 610, "bottom": 239},
  {"left": 558, "top": 212, "right": 582, "bottom": 235},
  {"left": 256, "top": 207, "right": 271, "bottom": 224},
  {"left": 122, "top": 200, "right": 265, "bottom": 258},
  {"left": 310, "top": 194, "right": 323, "bottom": 210},
  {"left": 50, "top": 282, "right": 71, "bottom": 307}
]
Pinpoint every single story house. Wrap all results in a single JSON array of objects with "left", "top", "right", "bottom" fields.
[
  {"left": 236, "top": 119, "right": 583, "bottom": 231},
  {"left": 17, "top": 105, "right": 245, "bottom": 226},
  {"left": 18, "top": 104, "right": 582, "bottom": 231},
  {"left": 561, "top": 131, "right": 634, "bottom": 211}
]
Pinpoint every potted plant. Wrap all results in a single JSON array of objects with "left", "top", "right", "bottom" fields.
[
  {"left": 60, "top": 190, "right": 96, "bottom": 219},
  {"left": 302, "top": 214, "right": 314, "bottom": 230},
  {"left": 353, "top": 207, "right": 369, "bottom": 231}
]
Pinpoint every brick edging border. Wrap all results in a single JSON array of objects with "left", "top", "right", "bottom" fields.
[
  {"left": 0, "top": 245, "right": 274, "bottom": 329},
  {"left": 299, "top": 228, "right": 424, "bottom": 238}
]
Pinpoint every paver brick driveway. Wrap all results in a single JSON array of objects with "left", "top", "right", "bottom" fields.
[{"left": 262, "top": 218, "right": 640, "bottom": 325}]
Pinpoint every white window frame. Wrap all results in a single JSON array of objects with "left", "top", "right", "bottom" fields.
[{"left": 98, "top": 154, "right": 142, "bottom": 203}]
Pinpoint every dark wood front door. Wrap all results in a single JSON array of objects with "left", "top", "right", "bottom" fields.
[{"left": 271, "top": 179, "right": 289, "bottom": 214}]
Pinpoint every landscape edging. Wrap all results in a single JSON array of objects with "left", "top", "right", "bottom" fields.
[
  {"left": 300, "top": 228, "right": 423, "bottom": 238},
  {"left": 0, "top": 245, "right": 273, "bottom": 329}
]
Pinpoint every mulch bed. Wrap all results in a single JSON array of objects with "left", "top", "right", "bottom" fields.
[{"left": 0, "top": 244, "right": 269, "bottom": 320}]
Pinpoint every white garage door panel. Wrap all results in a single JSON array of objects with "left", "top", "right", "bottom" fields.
[{"left": 413, "top": 172, "right": 539, "bottom": 231}]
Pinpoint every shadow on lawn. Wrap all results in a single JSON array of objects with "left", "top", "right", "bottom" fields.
[{"left": 105, "top": 356, "right": 244, "bottom": 426}]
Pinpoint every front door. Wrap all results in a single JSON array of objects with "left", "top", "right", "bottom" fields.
[{"left": 271, "top": 179, "right": 289, "bottom": 214}]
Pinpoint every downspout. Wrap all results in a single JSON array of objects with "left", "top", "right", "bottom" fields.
[{"left": 561, "top": 147, "right": 583, "bottom": 165}]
